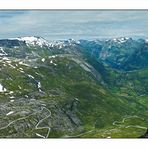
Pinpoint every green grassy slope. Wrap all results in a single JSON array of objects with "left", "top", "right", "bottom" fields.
[{"left": 0, "top": 55, "right": 147, "bottom": 138}]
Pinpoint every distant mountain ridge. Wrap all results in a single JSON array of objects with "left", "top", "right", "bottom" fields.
[{"left": 0, "top": 36, "right": 148, "bottom": 71}]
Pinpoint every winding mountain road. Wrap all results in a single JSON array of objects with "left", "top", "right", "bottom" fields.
[{"left": 35, "top": 107, "right": 51, "bottom": 138}]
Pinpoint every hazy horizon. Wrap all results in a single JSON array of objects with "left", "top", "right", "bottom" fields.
[{"left": 0, "top": 11, "right": 148, "bottom": 40}]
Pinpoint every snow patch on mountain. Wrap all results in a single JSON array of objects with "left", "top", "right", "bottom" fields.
[
  {"left": 0, "top": 83, "right": 7, "bottom": 92},
  {"left": 112, "top": 37, "right": 130, "bottom": 43},
  {"left": 6, "top": 111, "right": 14, "bottom": 116},
  {"left": 42, "top": 58, "right": 45, "bottom": 62},
  {"left": 144, "top": 39, "right": 148, "bottom": 43},
  {"left": 2, "top": 57, "right": 9, "bottom": 61},
  {"left": 0, "top": 47, "right": 8, "bottom": 56},
  {"left": 37, "top": 81, "right": 42, "bottom": 92},
  {"left": 27, "top": 74, "right": 35, "bottom": 79},
  {"left": 46, "top": 38, "right": 80, "bottom": 49}
]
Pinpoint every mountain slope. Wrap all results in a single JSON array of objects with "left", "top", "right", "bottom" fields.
[{"left": 0, "top": 36, "right": 147, "bottom": 138}]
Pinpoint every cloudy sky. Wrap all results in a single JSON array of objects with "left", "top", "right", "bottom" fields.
[{"left": 0, "top": 10, "right": 148, "bottom": 40}]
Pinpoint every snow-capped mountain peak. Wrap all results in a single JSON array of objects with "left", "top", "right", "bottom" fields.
[
  {"left": 8, "top": 36, "right": 80, "bottom": 48},
  {"left": 67, "top": 38, "right": 80, "bottom": 44},
  {"left": 11, "top": 36, "right": 50, "bottom": 47},
  {"left": 112, "top": 37, "right": 130, "bottom": 43}
]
